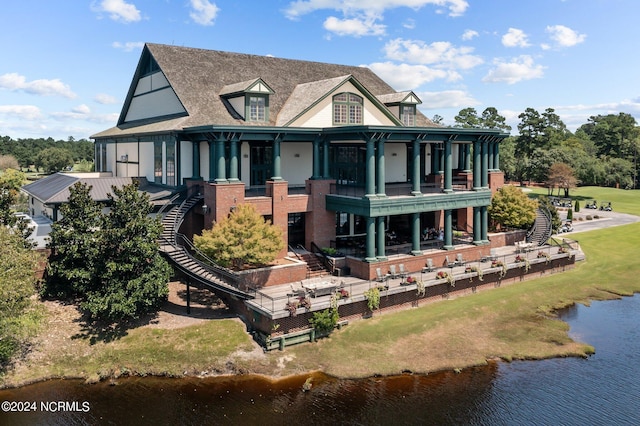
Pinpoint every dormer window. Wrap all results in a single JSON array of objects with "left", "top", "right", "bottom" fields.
[
  {"left": 220, "top": 78, "right": 274, "bottom": 122},
  {"left": 248, "top": 95, "right": 266, "bottom": 121},
  {"left": 333, "top": 93, "right": 363, "bottom": 125},
  {"left": 401, "top": 105, "right": 416, "bottom": 126}
]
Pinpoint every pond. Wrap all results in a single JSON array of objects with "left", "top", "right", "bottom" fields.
[{"left": 1, "top": 295, "right": 639, "bottom": 425}]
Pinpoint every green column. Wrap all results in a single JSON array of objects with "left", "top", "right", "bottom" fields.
[
  {"left": 443, "top": 139, "right": 452, "bottom": 193},
  {"left": 215, "top": 139, "right": 227, "bottom": 183},
  {"left": 411, "top": 212, "right": 422, "bottom": 255},
  {"left": 272, "top": 137, "right": 282, "bottom": 181},
  {"left": 473, "top": 139, "right": 481, "bottom": 190},
  {"left": 228, "top": 138, "right": 239, "bottom": 182},
  {"left": 365, "top": 138, "right": 375, "bottom": 197},
  {"left": 481, "top": 141, "right": 489, "bottom": 189},
  {"left": 457, "top": 144, "right": 465, "bottom": 170},
  {"left": 464, "top": 144, "right": 471, "bottom": 172},
  {"left": 412, "top": 138, "right": 421, "bottom": 195},
  {"left": 481, "top": 206, "right": 489, "bottom": 243},
  {"left": 312, "top": 138, "right": 320, "bottom": 179},
  {"left": 365, "top": 217, "right": 376, "bottom": 262},
  {"left": 208, "top": 141, "right": 216, "bottom": 182},
  {"left": 192, "top": 141, "right": 200, "bottom": 178},
  {"left": 443, "top": 209, "right": 453, "bottom": 250},
  {"left": 473, "top": 206, "right": 482, "bottom": 245},
  {"left": 377, "top": 217, "right": 386, "bottom": 260},
  {"left": 494, "top": 140, "right": 500, "bottom": 171},
  {"left": 376, "top": 138, "right": 386, "bottom": 197},
  {"left": 323, "top": 139, "right": 330, "bottom": 178}
]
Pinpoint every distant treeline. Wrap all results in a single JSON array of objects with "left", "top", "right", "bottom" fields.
[{"left": 0, "top": 135, "right": 93, "bottom": 169}]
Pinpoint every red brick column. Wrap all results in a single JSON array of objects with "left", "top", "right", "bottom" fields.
[
  {"left": 267, "top": 180, "right": 289, "bottom": 258},
  {"left": 304, "top": 179, "right": 336, "bottom": 250}
]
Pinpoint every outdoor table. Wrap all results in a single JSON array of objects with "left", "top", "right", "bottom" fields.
[{"left": 303, "top": 281, "right": 337, "bottom": 297}]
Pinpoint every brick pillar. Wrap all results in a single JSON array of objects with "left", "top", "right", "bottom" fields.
[
  {"left": 203, "top": 181, "right": 245, "bottom": 229},
  {"left": 305, "top": 179, "right": 336, "bottom": 250},
  {"left": 267, "top": 180, "right": 289, "bottom": 258}
]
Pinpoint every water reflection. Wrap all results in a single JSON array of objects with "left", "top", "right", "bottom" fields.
[{"left": 2, "top": 296, "right": 640, "bottom": 425}]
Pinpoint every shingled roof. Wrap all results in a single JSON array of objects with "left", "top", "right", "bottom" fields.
[{"left": 93, "top": 43, "right": 435, "bottom": 138}]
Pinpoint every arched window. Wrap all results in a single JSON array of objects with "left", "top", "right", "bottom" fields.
[{"left": 333, "top": 93, "right": 363, "bottom": 125}]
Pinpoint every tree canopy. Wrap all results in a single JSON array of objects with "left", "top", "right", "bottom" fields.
[
  {"left": 0, "top": 226, "right": 39, "bottom": 367},
  {"left": 0, "top": 135, "right": 94, "bottom": 170},
  {"left": 34, "top": 147, "right": 74, "bottom": 174},
  {"left": 194, "top": 203, "right": 285, "bottom": 270},
  {"left": 43, "top": 182, "right": 170, "bottom": 322},
  {"left": 488, "top": 185, "right": 537, "bottom": 230}
]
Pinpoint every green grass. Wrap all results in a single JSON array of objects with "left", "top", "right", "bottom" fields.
[{"left": 528, "top": 185, "right": 640, "bottom": 216}]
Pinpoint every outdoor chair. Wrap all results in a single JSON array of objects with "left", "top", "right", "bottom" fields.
[
  {"left": 389, "top": 265, "right": 398, "bottom": 279},
  {"left": 456, "top": 253, "right": 466, "bottom": 266},
  {"left": 423, "top": 258, "right": 435, "bottom": 272},
  {"left": 398, "top": 264, "right": 407, "bottom": 279},
  {"left": 376, "top": 268, "right": 389, "bottom": 283},
  {"left": 289, "top": 283, "right": 306, "bottom": 297}
]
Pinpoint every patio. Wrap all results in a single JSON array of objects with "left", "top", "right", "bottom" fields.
[{"left": 246, "top": 240, "right": 580, "bottom": 319}]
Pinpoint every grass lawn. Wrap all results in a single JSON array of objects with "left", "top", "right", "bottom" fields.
[{"left": 2, "top": 186, "right": 639, "bottom": 386}]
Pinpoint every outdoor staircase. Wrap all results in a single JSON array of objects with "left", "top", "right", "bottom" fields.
[
  {"left": 158, "top": 193, "right": 253, "bottom": 300},
  {"left": 299, "top": 252, "right": 328, "bottom": 278},
  {"left": 527, "top": 206, "right": 553, "bottom": 246}
]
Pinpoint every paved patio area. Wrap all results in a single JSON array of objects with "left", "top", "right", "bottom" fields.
[{"left": 246, "top": 241, "right": 580, "bottom": 319}]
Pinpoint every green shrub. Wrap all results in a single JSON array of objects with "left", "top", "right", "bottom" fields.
[
  {"left": 309, "top": 308, "right": 339, "bottom": 333},
  {"left": 574, "top": 200, "right": 580, "bottom": 212},
  {"left": 567, "top": 208, "right": 573, "bottom": 221}
]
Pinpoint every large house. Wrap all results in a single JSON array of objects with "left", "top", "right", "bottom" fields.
[{"left": 91, "top": 43, "right": 508, "bottom": 284}]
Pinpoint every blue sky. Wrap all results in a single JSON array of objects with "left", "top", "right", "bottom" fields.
[{"left": 2, "top": 0, "right": 639, "bottom": 140}]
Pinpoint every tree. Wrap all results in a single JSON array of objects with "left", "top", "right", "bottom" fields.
[
  {"left": 454, "top": 107, "right": 480, "bottom": 128},
  {"left": 431, "top": 114, "right": 444, "bottom": 125},
  {"left": 488, "top": 185, "right": 537, "bottom": 230},
  {"left": 194, "top": 203, "right": 284, "bottom": 270},
  {"left": 44, "top": 183, "right": 170, "bottom": 322},
  {"left": 480, "top": 107, "right": 512, "bottom": 131},
  {"left": 0, "top": 226, "right": 38, "bottom": 367},
  {"left": 44, "top": 182, "right": 102, "bottom": 298},
  {"left": 84, "top": 184, "right": 171, "bottom": 322},
  {"left": 0, "top": 169, "right": 32, "bottom": 244},
  {"left": 547, "top": 162, "right": 578, "bottom": 197},
  {"left": 34, "top": 147, "right": 74, "bottom": 174},
  {"left": 0, "top": 154, "right": 20, "bottom": 171}
]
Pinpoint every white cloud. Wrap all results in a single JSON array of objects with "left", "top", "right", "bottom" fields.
[
  {"left": 94, "top": 93, "right": 117, "bottom": 104},
  {"left": 502, "top": 28, "right": 530, "bottom": 48},
  {"left": 403, "top": 18, "right": 416, "bottom": 29},
  {"left": 545, "top": 25, "right": 586, "bottom": 47},
  {"left": 417, "top": 90, "right": 480, "bottom": 109},
  {"left": 324, "top": 15, "right": 386, "bottom": 37},
  {"left": 367, "top": 62, "right": 459, "bottom": 90},
  {"left": 189, "top": 0, "right": 220, "bottom": 26},
  {"left": 482, "top": 55, "right": 545, "bottom": 84},
  {"left": 0, "top": 105, "right": 43, "bottom": 120},
  {"left": 0, "top": 73, "right": 76, "bottom": 98},
  {"left": 383, "top": 38, "right": 483, "bottom": 70},
  {"left": 285, "top": 0, "right": 469, "bottom": 19},
  {"left": 92, "top": 0, "right": 142, "bottom": 23},
  {"left": 461, "top": 29, "right": 478, "bottom": 41},
  {"left": 112, "top": 41, "right": 145, "bottom": 52}
]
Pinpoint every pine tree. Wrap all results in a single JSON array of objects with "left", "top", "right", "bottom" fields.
[{"left": 194, "top": 203, "right": 284, "bottom": 270}]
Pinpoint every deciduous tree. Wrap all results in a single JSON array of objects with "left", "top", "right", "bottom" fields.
[
  {"left": 194, "top": 204, "right": 284, "bottom": 270},
  {"left": 488, "top": 185, "right": 537, "bottom": 230}
]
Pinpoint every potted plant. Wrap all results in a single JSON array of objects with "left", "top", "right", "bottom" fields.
[{"left": 285, "top": 300, "right": 300, "bottom": 316}]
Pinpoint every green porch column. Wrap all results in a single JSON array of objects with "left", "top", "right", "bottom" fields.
[
  {"left": 376, "top": 216, "right": 386, "bottom": 260},
  {"left": 443, "top": 209, "right": 453, "bottom": 250},
  {"left": 412, "top": 138, "right": 421, "bottom": 195},
  {"left": 443, "top": 139, "right": 452, "bottom": 193},
  {"left": 271, "top": 136, "right": 282, "bottom": 181},
  {"left": 464, "top": 144, "right": 471, "bottom": 172},
  {"left": 481, "top": 206, "right": 489, "bottom": 243},
  {"left": 208, "top": 141, "right": 216, "bottom": 182},
  {"left": 192, "top": 141, "right": 201, "bottom": 178},
  {"left": 411, "top": 212, "right": 422, "bottom": 255},
  {"left": 457, "top": 144, "right": 465, "bottom": 171},
  {"left": 215, "top": 139, "right": 227, "bottom": 183},
  {"left": 473, "top": 139, "right": 481, "bottom": 190},
  {"left": 481, "top": 140, "right": 489, "bottom": 189},
  {"left": 493, "top": 140, "right": 500, "bottom": 171},
  {"left": 473, "top": 206, "right": 482, "bottom": 245},
  {"left": 376, "top": 138, "right": 386, "bottom": 197},
  {"left": 228, "top": 138, "right": 239, "bottom": 182},
  {"left": 323, "top": 139, "right": 330, "bottom": 178},
  {"left": 365, "top": 137, "right": 376, "bottom": 197},
  {"left": 365, "top": 217, "right": 376, "bottom": 262},
  {"left": 311, "top": 137, "right": 321, "bottom": 179}
]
